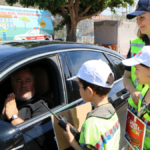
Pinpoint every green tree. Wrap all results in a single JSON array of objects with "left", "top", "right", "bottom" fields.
[
  {"left": 19, "top": 16, "right": 30, "bottom": 29},
  {"left": 6, "top": 0, "right": 134, "bottom": 41}
]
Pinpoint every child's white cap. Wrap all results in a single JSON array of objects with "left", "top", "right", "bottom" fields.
[
  {"left": 122, "top": 46, "right": 150, "bottom": 67},
  {"left": 67, "top": 59, "right": 114, "bottom": 88}
]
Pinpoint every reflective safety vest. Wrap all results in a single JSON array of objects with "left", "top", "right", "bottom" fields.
[
  {"left": 128, "top": 37, "right": 146, "bottom": 113},
  {"left": 130, "top": 37, "right": 145, "bottom": 91},
  {"left": 79, "top": 113, "right": 120, "bottom": 150},
  {"left": 128, "top": 85, "right": 150, "bottom": 149}
]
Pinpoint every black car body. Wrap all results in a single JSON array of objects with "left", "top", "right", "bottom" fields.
[{"left": 0, "top": 41, "right": 129, "bottom": 150}]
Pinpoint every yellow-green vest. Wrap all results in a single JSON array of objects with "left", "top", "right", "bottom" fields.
[
  {"left": 130, "top": 37, "right": 145, "bottom": 91},
  {"left": 128, "top": 85, "right": 150, "bottom": 149},
  {"left": 128, "top": 37, "right": 150, "bottom": 149},
  {"left": 128, "top": 37, "right": 146, "bottom": 115},
  {"left": 79, "top": 113, "right": 120, "bottom": 150}
]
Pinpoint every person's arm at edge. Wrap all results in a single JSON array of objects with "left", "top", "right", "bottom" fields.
[
  {"left": 123, "top": 70, "right": 136, "bottom": 94},
  {"left": 123, "top": 69, "right": 141, "bottom": 106},
  {"left": 123, "top": 48, "right": 141, "bottom": 105},
  {"left": 123, "top": 70, "right": 141, "bottom": 105}
]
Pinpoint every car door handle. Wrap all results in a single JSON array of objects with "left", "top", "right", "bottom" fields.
[
  {"left": 120, "top": 92, "right": 130, "bottom": 100},
  {"left": 11, "top": 144, "right": 24, "bottom": 150}
]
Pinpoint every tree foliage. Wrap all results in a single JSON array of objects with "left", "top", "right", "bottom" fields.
[
  {"left": 6, "top": 0, "right": 134, "bottom": 28},
  {"left": 5, "top": 0, "right": 134, "bottom": 41}
]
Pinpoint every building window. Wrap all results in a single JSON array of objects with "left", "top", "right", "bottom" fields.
[
  {"left": 2, "top": 18, "right": 4, "bottom": 22},
  {"left": 10, "top": 23, "right": 13, "bottom": 27},
  {"left": 7, "top": 23, "right": 9, "bottom": 27},
  {"left": 9, "top": 18, "right": 12, "bottom": 22},
  {"left": 6, "top": 18, "right": 8, "bottom": 22}
]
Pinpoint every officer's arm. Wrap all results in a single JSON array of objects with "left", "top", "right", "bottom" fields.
[
  {"left": 123, "top": 70, "right": 140, "bottom": 105},
  {"left": 123, "top": 70, "right": 136, "bottom": 94}
]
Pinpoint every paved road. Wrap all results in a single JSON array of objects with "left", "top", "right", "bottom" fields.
[{"left": 117, "top": 101, "right": 128, "bottom": 150}]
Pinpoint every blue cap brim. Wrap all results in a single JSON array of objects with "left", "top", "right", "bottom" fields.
[{"left": 127, "top": 10, "right": 146, "bottom": 19}]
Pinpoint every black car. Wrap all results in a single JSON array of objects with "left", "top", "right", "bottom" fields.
[{"left": 0, "top": 41, "right": 129, "bottom": 150}]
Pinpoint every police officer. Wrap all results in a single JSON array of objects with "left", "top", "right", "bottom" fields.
[
  {"left": 122, "top": 46, "right": 150, "bottom": 150},
  {"left": 123, "top": 0, "right": 150, "bottom": 106}
]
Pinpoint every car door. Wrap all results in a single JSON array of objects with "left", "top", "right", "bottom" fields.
[
  {"left": 0, "top": 53, "right": 70, "bottom": 150},
  {"left": 63, "top": 49, "right": 130, "bottom": 149},
  {"left": 104, "top": 53, "right": 130, "bottom": 149},
  {"left": 63, "top": 50, "right": 128, "bottom": 105},
  {"left": 103, "top": 53, "right": 130, "bottom": 108}
]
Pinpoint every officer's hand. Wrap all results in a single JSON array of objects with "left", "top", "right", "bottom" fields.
[
  {"left": 64, "top": 124, "right": 76, "bottom": 145},
  {"left": 131, "top": 91, "right": 141, "bottom": 106}
]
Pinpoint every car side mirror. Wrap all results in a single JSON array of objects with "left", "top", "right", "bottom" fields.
[{"left": 0, "top": 120, "right": 25, "bottom": 150}]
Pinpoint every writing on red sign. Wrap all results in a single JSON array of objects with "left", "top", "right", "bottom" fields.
[{"left": 129, "top": 119, "right": 140, "bottom": 135}]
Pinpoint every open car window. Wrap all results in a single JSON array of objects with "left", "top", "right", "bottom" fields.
[{"left": 0, "top": 55, "right": 65, "bottom": 125}]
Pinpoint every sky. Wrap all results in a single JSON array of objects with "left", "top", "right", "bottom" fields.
[{"left": 101, "top": 0, "right": 138, "bottom": 16}]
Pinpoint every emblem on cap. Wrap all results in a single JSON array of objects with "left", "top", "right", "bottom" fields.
[{"left": 138, "top": 51, "right": 142, "bottom": 56}]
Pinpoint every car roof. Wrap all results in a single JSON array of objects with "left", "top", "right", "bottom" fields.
[{"left": 0, "top": 41, "right": 125, "bottom": 73}]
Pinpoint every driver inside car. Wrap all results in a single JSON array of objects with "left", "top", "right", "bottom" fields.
[{"left": 1, "top": 68, "right": 48, "bottom": 126}]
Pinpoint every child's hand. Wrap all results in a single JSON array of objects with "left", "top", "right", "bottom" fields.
[
  {"left": 131, "top": 91, "right": 141, "bottom": 106},
  {"left": 64, "top": 124, "right": 76, "bottom": 145}
]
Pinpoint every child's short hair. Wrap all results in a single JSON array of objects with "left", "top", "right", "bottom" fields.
[{"left": 78, "top": 73, "right": 114, "bottom": 96}]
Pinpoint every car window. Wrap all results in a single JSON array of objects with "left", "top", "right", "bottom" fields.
[
  {"left": 67, "top": 50, "right": 119, "bottom": 81},
  {"left": 108, "top": 55, "right": 124, "bottom": 78},
  {"left": 0, "top": 56, "right": 66, "bottom": 149},
  {"left": 0, "top": 57, "right": 64, "bottom": 120},
  {"left": 67, "top": 50, "right": 117, "bottom": 100},
  {"left": 67, "top": 50, "right": 111, "bottom": 75}
]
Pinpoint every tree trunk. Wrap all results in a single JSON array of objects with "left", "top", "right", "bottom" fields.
[{"left": 66, "top": 21, "right": 77, "bottom": 42}]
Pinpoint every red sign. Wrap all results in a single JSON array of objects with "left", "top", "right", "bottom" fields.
[{"left": 124, "top": 109, "right": 146, "bottom": 150}]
